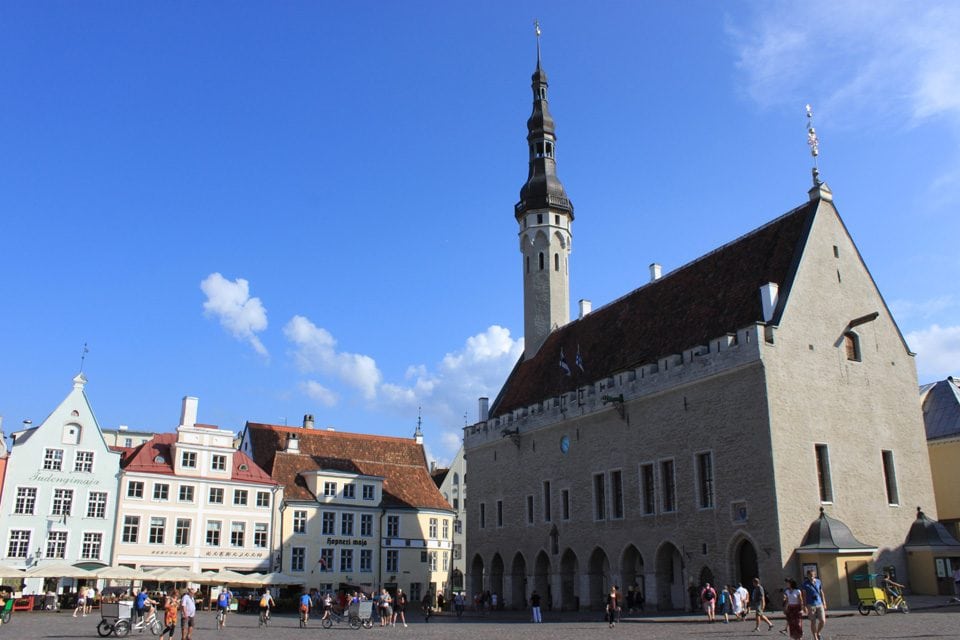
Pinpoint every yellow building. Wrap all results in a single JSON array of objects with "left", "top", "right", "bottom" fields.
[
  {"left": 239, "top": 418, "right": 454, "bottom": 602},
  {"left": 921, "top": 376, "right": 960, "bottom": 539}
]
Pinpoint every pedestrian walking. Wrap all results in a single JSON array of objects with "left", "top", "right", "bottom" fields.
[
  {"left": 453, "top": 591, "right": 465, "bottom": 618},
  {"left": 421, "top": 592, "right": 434, "bottom": 622},
  {"left": 783, "top": 578, "right": 805, "bottom": 639},
  {"left": 701, "top": 582, "right": 717, "bottom": 622},
  {"left": 159, "top": 590, "right": 179, "bottom": 640},
  {"left": 394, "top": 588, "right": 408, "bottom": 627},
  {"left": 530, "top": 590, "right": 542, "bottom": 623},
  {"left": 751, "top": 578, "right": 774, "bottom": 632},
  {"left": 801, "top": 569, "right": 826, "bottom": 640},
  {"left": 180, "top": 587, "right": 197, "bottom": 640},
  {"left": 605, "top": 585, "right": 620, "bottom": 628},
  {"left": 719, "top": 585, "right": 732, "bottom": 623},
  {"left": 73, "top": 587, "right": 86, "bottom": 617}
]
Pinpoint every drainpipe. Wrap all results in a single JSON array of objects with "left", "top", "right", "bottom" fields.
[{"left": 378, "top": 506, "right": 387, "bottom": 591}]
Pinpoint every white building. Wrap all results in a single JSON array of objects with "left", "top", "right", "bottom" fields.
[
  {"left": 431, "top": 443, "right": 467, "bottom": 596},
  {"left": 112, "top": 397, "right": 278, "bottom": 574},
  {"left": 1, "top": 374, "right": 122, "bottom": 592}
]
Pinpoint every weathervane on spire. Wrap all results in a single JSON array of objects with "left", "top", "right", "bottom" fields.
[
  {"left": 806, "top": 104, "right": 822, "bottom": 186},
  {"left": 79, "top": 342, "right": 89, "bottom": 372},
  {"left": 534, "top": 19, "right": 542, "bottom": 64}
]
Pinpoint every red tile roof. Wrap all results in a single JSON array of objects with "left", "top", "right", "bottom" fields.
[
  {"left": 243, "top": 423, "right": 452, "bottom": 511},
  {"left": 490, "top": 200, "right": 818, "bottom": 418},
  {"left": 120, "top": 432, "right": 275, "bottom": 485}
]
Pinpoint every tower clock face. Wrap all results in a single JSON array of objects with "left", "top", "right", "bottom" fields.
[{"left": 560, "top": 435, "right": 570, "bottom": 454}]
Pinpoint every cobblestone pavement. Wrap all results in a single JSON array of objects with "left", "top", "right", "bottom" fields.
[{"left": 2, "top": 606, "right": 957, "bottom": 639}]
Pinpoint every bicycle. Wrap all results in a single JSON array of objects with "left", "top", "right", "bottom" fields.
[
  {"left": 258, "top": 607, "right": 271, "bottom": 628},
  {"left": 299, "top": 605, "right": 309, "bottom": 628},
  {"left": 131, "top": 608, "right": 161, "bottom": 635},
  {"left": 216, "top": 607, "right": 226, "bottom": 631}
]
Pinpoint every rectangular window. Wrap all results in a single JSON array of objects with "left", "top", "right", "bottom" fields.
[
  {"left": 233, "top": 490, "right": 248, "bottom": 506},
  {"left": 527, "top": 495, "right": 534, "bottom": 524},
  {"left": 453, "top": 543, "right": 462, "bottom": 559},
  {"left": 320, "top": 548, "right": 334, "bottom": 571},
  {"left": 882, "top": 450, "right": 900, "bottom": 505},
  {"left": 454, "top": 519, "right": 462, "bottom": 534},
  {"left": 360, "top": 514, "right": 373, "bottom": 537},
  {"left": 7, "top": 530, "right": 30, "bottom": 557},
  {"left": 122, "top": 515, "right": 140, "bottom": 543},
  {"left": 179, "top": 485, "right": 195, "bottom": 502},
  {"left": 453, "top": 497, "right": 459, "bottom": 510},
  {"left": 208, "top": 487, "right": 224, "bottom": 504},
  {"left": 360, "top": 549, "right": 372, "bottom": 572},
  {"left": 593, "top": 473, "right": 607, "bottom": 520},
  {"left": 291, "top": 547, "right": 305, "bottom": 572},
  {"left": 256, "top": 491, "right": 270, "bottom": 507},
  {"left": 206, "top": 521, "right": 221, "bottom": 546},
  {"left": 815, "top": 444, "right": 833, "bottom": 503},
  {"left": 443, "top": 551, "right": 449, "bottom": 571},
  {"left": 153, "top": 483, "right": 169, "bottom": 501},
  {"left": 561, "top": 489, "right": 570, "bottom": 520},
  {"left": 43, "top": 448, "right": 64, "bottom": 470},
  {"left": 230, "top": 522, "right": 245, "bottom": 547},
  {"left": 340, "top": 548, "right": 353, "bottom": 572},
  {"left": 385, "top": 549, "right": 399, "bottom": 573},
  {"left": 175, "top": 518, "right": 191, "bottom": 546},
  {"left": 149, "top": 517, "right": 166, "bottom": 544},
  {"left": 543, "top": 481, "right": 552, "bottom": 522},
  {"left": 74, "top": 451, "right": 94, "bottom": 473},
  {"left": 254, "top": 523, "right": 268, "bottom": 548},
  {"left": 611, "top": 470, "right": 624, "bottom": 519},
  {"left": 697, "top": 452, "right": 715, "bottom": 509},
  {"left": 343, "top": 484, "right": 356, "bottom": 499},
  {"left": 386, "top": 515, "right": 399, "bottom": 538},
  {"left": 341, "top": 513, "right": 354, "bottom": 536},
  {"left": 321, "top": 512, "right": 335, "bottom": 535},
  {"left": 87, "top": 492, "right": 107, "bottom": 518},
  {"left": 428, "top": 550, "right": 438, "bottom": 571},
  {"left": 641, "top": 463, "right": 656, "bottom": 515},
  {"left": 81, "top": 532, "right": 102, "bottom": 560},
  {"left": 181, "top": 451, "right": 197, "bottom": 468},
  {"left": 429, "top": 517, "right": 438, "bottom": 538},
  {"left": 293, "top": 510, "right": 307, "bottom": 534},
  {"left": 211, "top": 454, "right": 227, "bottom": 471},
  {"left": 52, "top": 488, "right": 73, "bottom": 516},
  {"left": 479, "top": 503, "right": 486, "bottom": 529},
  {"left": 442, "top": 518, "right": 449, "bottom": 539},
  {"left": 46, "top": 531, "right": 68, "bottom": 558},
  {"left": 660, "top": 460, "right": 676, "bottom": 513},
  {"left": 362, "top": 484, "right": 375, "bottom": 500},
  {"left": 496, "top": 500, "right": 503, "bottom": 527},
  {"left": 127, "top": 481, "right": 144, "bottom": 499},
  {"left": 324, "top": 482, "right": 337, "bottom": 497}
]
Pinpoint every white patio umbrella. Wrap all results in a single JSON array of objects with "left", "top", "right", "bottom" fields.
[
  {"left": 94, "top": 565, "right": 144, "bottom": 581},
  {"left": 199, "top": 569, "right": 263, "bottom": 586},
  {"left": 145, "top": 567, "right": 204, "bottom": 583},
  {"left": 0, "top": 563, "right": 25, "bottom": 578},
  {"left": 24, "top": 561, "right": 96, "bottom": 579},
  {"left": 258, "top": 572, "right": 305, "bottom": 585}
]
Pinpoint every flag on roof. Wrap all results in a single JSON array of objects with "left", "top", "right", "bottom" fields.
[
  {"left": 559, "top": 348, "right": 571, "bottom": 376},
  {"left": 575, "top": 344, "right": 584, "bottom": 373}
]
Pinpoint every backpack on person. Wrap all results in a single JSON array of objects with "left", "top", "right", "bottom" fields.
[{"left": 704, "top": 589, "right": 715, "bottom": 601}]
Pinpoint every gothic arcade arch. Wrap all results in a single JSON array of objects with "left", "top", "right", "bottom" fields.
[
  {"left": 620, "top": 544, "right": 645, "bottom": 599},
  {"left": 559, "top": 548, "right": 579, "bottom": 611},
  {"left": 730, "top": 535, "right": 760, "bottom": 588},
  {"left": 509, "top": 552, "right": 527, "bottom": 609},
  {"left": 654, "top": 541, "right": 683, "bottom": 611},
  {"left": 588, "top": 547, "right": 611, "bottom": 610},
  {"left": 470, "top": 554, "right": 485, "bottom": 597},
  {"left": 533, "top": 550, "right": 551, "bottom": 609},
  {"left": 490, "top": 553, "right": 505, "bottom": 602}
]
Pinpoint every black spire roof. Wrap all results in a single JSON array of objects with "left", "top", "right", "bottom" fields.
[
  {"left": 515, "top": 42, "right": 573, "bottom": 220},
  {"left": 796, "top": 507, "right": 876, "bottom": 552},
  {"left": 905, "top": 507, "right": 960, "bottom": 548}
]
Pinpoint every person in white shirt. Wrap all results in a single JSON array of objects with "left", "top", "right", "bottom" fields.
[
  {"left": 734, "top": 583, "right": 750, "bottom": 620},
  {"left": 180, "top": 587, "right": 197, "bottom": 640}
]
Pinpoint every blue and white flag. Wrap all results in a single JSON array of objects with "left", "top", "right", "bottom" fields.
[
  {"left": 560, "top": 348, "right": 572, "bottom": 376},
  {"left": 575, "top": 344, "right": 584, "bottom": 372}
]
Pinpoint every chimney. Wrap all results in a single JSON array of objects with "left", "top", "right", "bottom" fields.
[
  {"left": 303, "top": 414, "right": 314, "bottom": 429},
  {"left": 118, "top": 425, "right": 129, "bottom": 432},
  {"left": 430, "top": 461, "right": 436, "bottom": 473},
  {"left": 760, "top": 283, "right": 780, "bottom": 323},
  {"left": 286, "top": 433, "right": 299, "bottom": 453},
  {"left": 649, "top": 263, "right": 662, "bottom": 282},
  {"left": 180, "top": 396, "right": 199, "bottom": 428},
  {"left": 478, "top": 397, "right": 489, "bottom": 422},
  {"left": 578, "top": 299, "right": 592, "bottom": 319}
]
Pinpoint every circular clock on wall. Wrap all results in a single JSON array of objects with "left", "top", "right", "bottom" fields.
[{"left": 560, "top": 435, "right": 570, "bottom": 454}]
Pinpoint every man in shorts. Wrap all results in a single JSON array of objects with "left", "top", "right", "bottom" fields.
[
  {"left": 180, "top": 587, "right": 196, "bottom": 640},
  {"left": 801, "top": 569, "right": 826, "bottom": 640},
  {"left": 751, "top": 578, "right": 773, "bottom": 631},
  {"left": 216, "top": 586, "right": 233, "bottom": 627}
]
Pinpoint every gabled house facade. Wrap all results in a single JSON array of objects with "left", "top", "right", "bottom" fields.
[
  {"left": 112, "top": 397, "right": 277, "bottom": 573},
  {"left": 240, "top": 419, "right": 455, "bottom": 601},
  {"left": 0, "top": 374, "right": 122, "bottom": 592}
]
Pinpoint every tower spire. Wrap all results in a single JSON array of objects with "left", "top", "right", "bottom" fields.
[
  {"left": 515, "top": 23, "right": 574, "bottom": 359},
  {"left": 805, "top": 104, "right": 833, "bottom": 202}
]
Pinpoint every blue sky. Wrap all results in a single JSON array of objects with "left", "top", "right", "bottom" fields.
[{"left": 2, "top": 1, "right": 958, "bottom": 464}]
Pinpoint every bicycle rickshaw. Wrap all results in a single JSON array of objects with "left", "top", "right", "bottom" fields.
[
  {"left": 97, "top": 600, "right": 134, "bottom": 636},
  {"left": 854, "top": 573, "right": 909, "bottom": 615}
]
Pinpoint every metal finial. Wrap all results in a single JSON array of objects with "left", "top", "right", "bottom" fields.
[
  {"left": 79, "top": 342, "right": 89, "bottom": 372},
  {"left": 414, "top": 406, "right": 423, "bottom": 437},
  {"left": 806, "top": 104, "right": 821, "bottom": 186},
  {"left": 534, "top": 20, "right": 542, "bottom": 65}
]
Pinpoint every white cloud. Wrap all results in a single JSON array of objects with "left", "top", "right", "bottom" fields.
[
  {"left": 284, "top": 315, "right": 382, "bottom": 399},
  {"left": 381, "top": 325, "right": 523, "bottom": 453},
  {"left": 298, "top": 380, "right": 339, "bottom": 408},
  {"left": 200, "top": 273, "right": 269, "bottom": 356},
  {"left": 906, "top": 324, "right": 960, "bottom": 381},
  {"left": 728, "top": 1, "right": 960, "bottom": 199}
]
